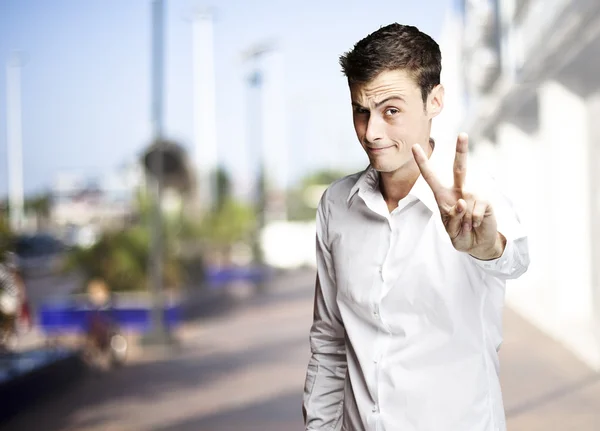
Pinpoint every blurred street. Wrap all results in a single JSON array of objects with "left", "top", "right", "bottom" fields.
[
  {"left": 0, "top": 268, "right": 598, "bottom": 431},
  {"left": 1, "top": 1, "right": 600, "bottom": 429}
]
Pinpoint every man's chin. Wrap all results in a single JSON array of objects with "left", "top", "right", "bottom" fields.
[
  {"left": 372, "top": 165, "right": 395, "bottom": 173},
  {"left": 370, "top": 160, "right": 404, "bottom": 173}
]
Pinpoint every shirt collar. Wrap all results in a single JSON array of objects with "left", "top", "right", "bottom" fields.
[
  {"left": 407, "top": 171, "right": 438, "bottom": 213},
  {"left": 346, "top": 139, "right": 442, "bottom": 213},
  {"left": 347, "top": 166, "right": 374, "bottom": 205}
]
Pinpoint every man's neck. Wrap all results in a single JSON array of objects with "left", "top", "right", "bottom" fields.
[{"left": 379, "top": 138, "right": 434, "bottom": 212}]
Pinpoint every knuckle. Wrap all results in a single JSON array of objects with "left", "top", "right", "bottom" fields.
[{"left": 463, "top": 191, "right": 475, "bottom": 200}]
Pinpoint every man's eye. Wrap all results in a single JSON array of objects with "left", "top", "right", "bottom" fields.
[
  {"left": 354, "top": 107, "right": 369, "bottom": 115},
  {"left": 385, "top": 108, "right": 400, "bottom": 116}
]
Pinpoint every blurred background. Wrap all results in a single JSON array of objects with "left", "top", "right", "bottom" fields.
[{"left": 0, "top": 0, "right": 599, "bottom": 429}]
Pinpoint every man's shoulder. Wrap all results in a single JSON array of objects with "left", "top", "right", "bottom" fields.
[{"left": 320, "top": 169, "right": 365, "bottom": 209}]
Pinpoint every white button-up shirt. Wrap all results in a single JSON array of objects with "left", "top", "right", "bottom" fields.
[{"left": 303, "top": 152, "right": 530, "bottom": 431}]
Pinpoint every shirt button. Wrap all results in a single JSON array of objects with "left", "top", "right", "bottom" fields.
[
  {"left": 372, "top": 405, "right": 378, "bottom": 413},
  {"left": 378, "top": 266, "right": 383, "bottom": 273}
]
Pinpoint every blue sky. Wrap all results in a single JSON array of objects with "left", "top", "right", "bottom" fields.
[{"left": 0, "top": 0, "right": 450, "bottom": 198}]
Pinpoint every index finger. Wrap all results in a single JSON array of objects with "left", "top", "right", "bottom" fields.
[
  {"left": 412, "top": 144, "right": 443, "bottom": 196},
  {"left": 453, "top": 132, "right": 469, "bottom": 188}
]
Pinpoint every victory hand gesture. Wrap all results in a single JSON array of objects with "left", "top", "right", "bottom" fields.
[{"left": 412, "top": 133, "right": 505, "bottom": 260}]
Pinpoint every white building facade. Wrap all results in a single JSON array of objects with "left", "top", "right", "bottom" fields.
[{"left": 459, "top": 0, "right": 600, "bottom": 368}]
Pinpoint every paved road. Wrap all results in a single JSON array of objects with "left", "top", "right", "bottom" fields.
[{"left": 2, "top": 269, "right": 599, "bottom": 430}]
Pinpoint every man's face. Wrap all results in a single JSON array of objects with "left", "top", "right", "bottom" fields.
[{"left": 350, "top": 69, "right": 443, "bottom": 173}]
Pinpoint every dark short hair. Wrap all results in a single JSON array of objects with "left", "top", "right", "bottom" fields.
[{"left": 339, "top": 23, "right": 441, "bottom": 104}]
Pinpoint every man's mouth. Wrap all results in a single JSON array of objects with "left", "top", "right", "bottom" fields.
[{"left": 367, "top": 145, "right": 394, "bottom": 152}]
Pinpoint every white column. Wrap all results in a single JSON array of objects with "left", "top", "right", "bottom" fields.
[
  {"left": 470, "top": 137, "right": 498, "bottom": 179},
  {"left": 431, "top": 2, "right": 465, "bottom": 145},
  {"left": 586, "top": 92, "right": 600, "bottom": 352},
  {"left": 495, "top": 122, "right": 554, "bottom": 322},
  {"left": 495, "top": 123, "right": 539, "bottom": 256},
  {"left": 6, "top": 55, "right": 25, "bottom": 233},
  {"left": 193, "top": 12, "right": 218, "bottom": 211},
  {"left": 539, "top": 80, "right": 593, "bottom": 324}
]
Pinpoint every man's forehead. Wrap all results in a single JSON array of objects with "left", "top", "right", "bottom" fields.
[{"left": 350, "top": 70, "right": 419, "bottom": 100}]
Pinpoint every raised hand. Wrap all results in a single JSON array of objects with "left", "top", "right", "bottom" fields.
[{"left": 411, "top": 133, "right": 505, "bottom": 260}]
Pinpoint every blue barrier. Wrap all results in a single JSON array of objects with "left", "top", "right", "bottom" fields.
[
  {"left": 37, "top": 265, "right": 270, "bottom": 333},
  {"left": 38, "top": 304, "right": 181, "bottom": 334},
  {"left": 204, "top": 265, "right": 269, "bottom": 288}
]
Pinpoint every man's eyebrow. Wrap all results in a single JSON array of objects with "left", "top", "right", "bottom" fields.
[
  {"left": 351, "top": 96, "right": 407, "bottom": 110},
  {"left": 374, "top": 96, "right": 406, "bottom": 107}
]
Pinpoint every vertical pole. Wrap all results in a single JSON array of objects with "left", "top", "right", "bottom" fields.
[
  {"left": 193, "top": 12, "right": 218, "bottom": 212},
  {"left": 144, "top": 0, "right": 172, "bottom": 345},
  {"left": 6, "top": 55, "right": 24, "bottom": 233}
]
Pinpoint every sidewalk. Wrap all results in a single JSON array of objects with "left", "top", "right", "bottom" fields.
[
  {"left": 1, "top": 269, "right": 599, "bottom": 430},
  {"left": 500, "top": 308, "right": 600, "bottom": 430}
]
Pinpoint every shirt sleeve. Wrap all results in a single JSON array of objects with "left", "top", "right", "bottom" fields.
[
  {"left": 470, "top": 235, "right": 530, "bottom": 279},
  {"left": 469, "top": 176, "right": 531, "bottom": 280},
  {"left": 303, "top": 191, "right": 347, "bottom": 431}
]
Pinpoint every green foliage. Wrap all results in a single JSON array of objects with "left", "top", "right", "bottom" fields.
[
  {"left": 180, "top": 166, "right": 258, "bottom": 248},
  {"left": 63, "top": 165, "right": 257, "bottom": 292},
  {"left": 0, "top": 215, "right": 13, "bottom": 259},
  {"left": 197, "top": 199, "right": 257, "bottom": 247},
  {"left": 287, "top": 169, "right": 350, "bottom": 221},
  {"left": 300, "top": 169, "right": 348, "bottom": 188},
  {"left": 24, "top": 193, "right": 51, "bottom": 217},
  {"left": 63, "top": 226, "right": 181, "bottom": 293},
  {"left": 286, "top": 189, "right": 318, "bottom": 222},
  {"left": 215, "top": 166, "right": 232, "bottom": 211}
]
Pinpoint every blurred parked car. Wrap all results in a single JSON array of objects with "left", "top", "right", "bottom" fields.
[{"left": 14, "top": 234, "right": 67, "bottom": 279}]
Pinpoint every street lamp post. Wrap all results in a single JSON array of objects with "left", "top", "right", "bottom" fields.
[
  {"left": 242, "top": 44, "right": 274, "bottom": 274},
  {"left": 141, "top": 0, "right": 175, "bottom": 347}
]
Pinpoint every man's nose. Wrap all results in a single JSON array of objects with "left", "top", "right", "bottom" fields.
[{"left": 365, "top": 114, "right": 384, "bottom": 144}]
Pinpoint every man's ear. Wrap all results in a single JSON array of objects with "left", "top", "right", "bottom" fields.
[{"left": 427, "top": 84, "right": 444, "bottom": 119}]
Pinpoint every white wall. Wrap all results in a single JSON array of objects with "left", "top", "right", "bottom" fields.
[{"left": 470, "top": 81, "right": 600, "bottom": 369}]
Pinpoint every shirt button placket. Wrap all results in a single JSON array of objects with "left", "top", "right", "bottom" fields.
[{"left": 373, "top": 308, "right": 380, "bottom": 363}]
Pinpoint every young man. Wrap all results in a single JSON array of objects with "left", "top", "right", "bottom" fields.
[{"left": 302, "top": 24, "right": 530, "bottom": 431}]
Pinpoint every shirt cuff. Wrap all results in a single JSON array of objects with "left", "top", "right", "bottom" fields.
[{"left": 470, "top": 236, "right": 517, "bottom": 276}]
